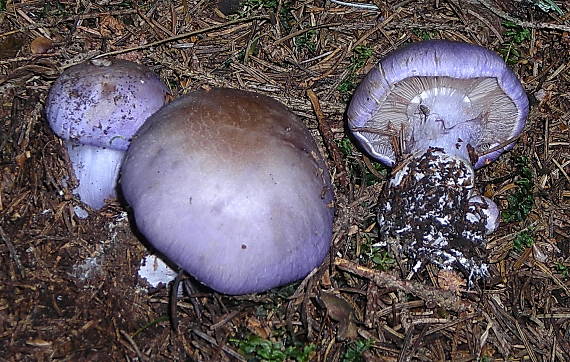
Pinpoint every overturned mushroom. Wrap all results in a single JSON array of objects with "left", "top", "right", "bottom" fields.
[
  {"left": 121, "top": 88, "right": 334, "bottom": 295},
  {"left": 45, "top": 59, "right": 169, "bottom": 210},
  {"left": 347, "top": 40, "right": 528, "bottom": 282}
]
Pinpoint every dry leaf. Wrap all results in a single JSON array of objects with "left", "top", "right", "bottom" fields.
[
  {"left": 437, "top": 269, "right": 466, "bottom": 292},
  {"left": 26, "top": 338, "right": 52, "bottom": 347},
  {"left": 245, "top": 316, "right": 271, "bottom": 339},
  {"left": 320, "top": 291, "right": 358, "bottom": 340},
  {"left": 348, "top": 225, "right": 359, "bottom": 235},
  {"left": 30, "top": 36, "right": 53, "bottom": 54},
  {"left": 15, "top": 151, "right": 29, "bottom": 168},
  {"left": 532, "top": 244, "right": 548, "bottom": 263},
  {"left": 99, "top": 15, "right": 126, "bottom": 38},
  {"left": 0, "top": 34, "right": 24, "bottom": 60},
  {"left": 320, "top": 268, "right": 332, "bottom": 288}
]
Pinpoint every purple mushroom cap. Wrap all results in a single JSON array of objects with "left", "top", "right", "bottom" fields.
[
  {"left": 121, "top": 88, "right": 334, "bottom": 295},
  {"left": 348, "top": 40, "right": 529, "bottom": 283},
  {"left": 45, "top": 58, "right": 168, "bottom": 210},
  {"left": 348, "top": 39, "right": 528, "bottom": 168}
]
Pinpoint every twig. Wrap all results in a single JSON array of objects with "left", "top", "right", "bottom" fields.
[
  {"left": 120, "top": 330, "right": 147, "bottom": 362},
  {"left": 291, "top": 266, "right": 320, "bottom": 299},
  {"left": 466, "top": 9, "right": 504, "bottom": 43},
  {"left": 15, "top": 8, "right": 51, "bottom": 38},
  {"left": 515, "top": 319, "right": 539, "bottom": 362},
  {"left": 169, "top": 270, "right": 184, "bottom": 331},
  {"left": 191, "top": 328, "right": 247, "bottom": 361},
  {"left": 0, "top": 9, "right": 139, "bottom": 38},
  {"left": 273, "top": 22, "right": 342, "bottom": 46},
  {"left": 477, "top": 0, "right": 570, "bottom": 32},
  {"left": 334, "top": 258, "right": 472, "bottom": 313},
  {"left": 552, "top": 158, "right": 570, "bottom": 183},
  {"left": 329, "top": 0, "right": 379, "bottom": 11},
  {"left": 0, "top": 225, "right": 25, "bottom": 278},
  {"left": 182, "top": 277, "right": 204, "bottom": 322},
  {"left": 91, "top": 15, "right": 269, "bottom": 60},
  {"left": 307, "top": 89, "right": 350, "bottom": 191},
  {"left": 362, "top": 155, "right": 385, "bottom": 179},
  {"left": 209, "top": 310, "right": 240, "bottom": 330},
  {"left": 477, "top": 133, "right": 523, "bottom": 157}
]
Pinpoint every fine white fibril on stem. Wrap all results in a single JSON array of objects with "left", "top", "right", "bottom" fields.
[{"left": 66, "top": 143, "right": 125, "bottom": 210}]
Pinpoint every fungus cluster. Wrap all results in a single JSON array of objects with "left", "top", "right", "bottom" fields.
[
  {"left": 46, "top": 61, "right": 334, "bottom": 294},
  {"left": 120, "top": 88, "right": 334, "bottom": 295},
  {"left": 45, "top": 59, "right": 168, "bottom": 210},
  {"left": 45, "top": 39, "right": 524, "bottom": 294},
  {"left": 348, "top": 40, "right": 529, "bottom": 281}
]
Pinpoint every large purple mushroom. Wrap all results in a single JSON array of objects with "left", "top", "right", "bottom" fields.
[
  {"left": 45, "top": 58, "right": 169, "bottom": 210},
  {"left": 121, "top": 88, "right": 334, "bottom": 295},
  {"left": 347, "top": 40, "right": 528, "bottom": 281}
]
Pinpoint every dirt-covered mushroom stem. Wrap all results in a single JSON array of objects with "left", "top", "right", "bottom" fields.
[
  {"left": 377, "top": 148, "right": 492, "bottom": 280},
  {"left": 348, "top": 40, "right": 529, "bottom": 282}
]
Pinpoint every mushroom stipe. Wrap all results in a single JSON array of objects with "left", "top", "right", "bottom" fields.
[{"left": 377, "top": 147, "right": 490, "bottom": 284}]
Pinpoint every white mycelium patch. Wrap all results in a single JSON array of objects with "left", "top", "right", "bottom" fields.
[
  {"left": 377, "top": 148, "right": 490, "bottom": 285},
  {"left": 466, "top": 195, "right": 500, "bottom": 234},
  {"left": 138, "top": 254, "right": 178, "bottom": 288}
]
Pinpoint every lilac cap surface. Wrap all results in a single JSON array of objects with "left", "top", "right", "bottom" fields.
[
  {"left": 45, "top": 58, "right": 169, "bottom": 210},
  {"left": 347, "top": 40, "right": 529, "bottom": 168},
  {"left": 121, "top": 88, "right": 335, "bottom": 295},
  {"left": 45, "top": 58, "right": 169, "bottom": 151}
]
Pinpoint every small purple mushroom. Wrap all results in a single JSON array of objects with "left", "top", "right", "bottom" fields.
[
  {"left": 121, "top": 88, "right": 334, "bottom": 295},
  {"left": 45, "top": 58, "right": 169, "bottom": 210},
  {"left": 348, "top": 40, "right": 528, "bottom": 281}
]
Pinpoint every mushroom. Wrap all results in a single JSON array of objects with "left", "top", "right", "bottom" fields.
[
  {"left": 347, "top": 40, "right": 528, "bottom": 281},
  {"left": 121, "top": 88, "right": 334, "bottom": 295},
  {"left": 45, "top": 58, "right": 169, "bottom": 210}
]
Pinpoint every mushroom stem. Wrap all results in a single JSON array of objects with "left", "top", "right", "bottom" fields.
[
  {"left": 378, "top": 148, "right": 492, "bottom": 283},
  {"left": 404, "top": 93, "right": 485, "bottom": 163},
  {"left": 66, "top": 142, "right": 125, "bottom": 210}
]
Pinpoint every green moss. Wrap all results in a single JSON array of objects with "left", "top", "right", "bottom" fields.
[
  {"left": 349, "top": 45, "right": 373, "bottom": 72},
  {"left": 513, "top": 229, "right": 534, "bottom": 252},
  {"left": 294, "top": 30, "right": 317, "bottom": 53},
  {"left": 242, "top": 0, "right": 279, "bottom": 11},
  {"left": 237, "top": 0, "right": 294, "bottom": 31},
  {"left": 555, "top": 262, "right": 569, "bottom": 279},
  {"left": 502, "top": 156, "right": 534, "bottom": 223},
  {"left": 499, "top": 21, "right": 531, "bottom": 65},
  {"left": 336, "top": 137, "right": 387, "bottom": 185},
  {"left": 412, "top": 29, "right": 435, "bottom": 41},
  {"left": 342, "top": 339, "right": 374, "bottom": 362},
  {"left": 338, "top": 137, "right": 355, "bottom": 156},
  {"left": 361, "top": 245, "right": 396, "bottom": 271},
  {"left": 337, "top": 76, "right": 358, "bottom": 97},
  {"left": 231, "top": 335, "right": 315, "bottom": 362},
  {"left": 338, "top": 45, "right": 374, "bottom": 99}
]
